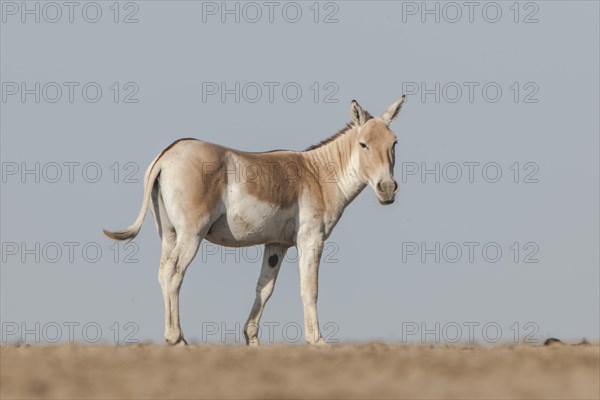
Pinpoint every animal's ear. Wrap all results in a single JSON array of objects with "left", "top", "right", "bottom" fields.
[
  {"left": 350, "top": 100, "right": 366, "bottom": 127},
  {"left": 380, "top": 95, "right": 406, "bottom": 126}
]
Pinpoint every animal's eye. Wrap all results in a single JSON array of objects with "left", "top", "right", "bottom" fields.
[{"left": 359, "top": 142, "right": 369, "bottom": 149}]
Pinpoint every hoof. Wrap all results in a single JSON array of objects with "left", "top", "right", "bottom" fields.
[
  {"left": 310, "top": 338, "right": 330, "bottom": 347},
  {"left": 166, "top": 336, "right": 187, "bottom": 347}
]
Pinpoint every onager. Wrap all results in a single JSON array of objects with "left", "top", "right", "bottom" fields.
[{"left": 104, "top": 97, "right": 405, "bottom": 345}]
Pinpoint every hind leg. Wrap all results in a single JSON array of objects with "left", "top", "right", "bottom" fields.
[
  {"left": 152, "top": 190, "right": 181, "bottom": 344},
  {"left": 151, "top": 182, "right": 177, "bottom": 272},
  {"left": 158, "top": 201, "right": 216, "bottom": 344},
  {"left": 155, "top": 163, "right": 223, "bottom": 345},
  {"left": 159, "top": 230, "right": 204, "bottom": 345}
]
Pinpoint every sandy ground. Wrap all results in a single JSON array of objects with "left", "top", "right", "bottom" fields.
[{"left": 1, "top": 342, "right": 598, "bottom": 399}]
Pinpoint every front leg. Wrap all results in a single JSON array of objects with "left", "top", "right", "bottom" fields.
[
  {"left": 297, "top": 238, "right": 326, "bottom": 345},
  {"left": 244, "top": 244, "right": 288, "bottom": 346}
]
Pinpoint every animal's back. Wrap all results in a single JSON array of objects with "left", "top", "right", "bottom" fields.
[{"left": 158, "top": 138, "right": 302, "bottom": 247}]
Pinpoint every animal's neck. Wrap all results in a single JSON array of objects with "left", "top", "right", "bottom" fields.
[{"left": 304, "top": 127, "right": 366, "bottom": 211}]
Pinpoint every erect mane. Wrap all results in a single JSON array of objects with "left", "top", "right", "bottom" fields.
[{"left": 304, "top": 111, "right": 373, "bottom": 151}]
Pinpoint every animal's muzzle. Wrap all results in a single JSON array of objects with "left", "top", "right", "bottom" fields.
[{"left": 376, "top": 179, "right": 398, "bottom": 204}]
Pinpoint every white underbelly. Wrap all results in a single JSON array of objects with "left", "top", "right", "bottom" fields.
[{"left": 205, "top": 189, "right": 297, "bottom": 247}]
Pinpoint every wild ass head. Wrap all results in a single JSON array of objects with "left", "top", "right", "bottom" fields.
[{"left": 350, "top": 96, "right": 405, "bottom": 205}]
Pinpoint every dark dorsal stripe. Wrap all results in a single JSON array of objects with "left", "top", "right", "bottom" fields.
[
  {"left": 160, "top": 111, "right": 373, "bottom": 158},
  {"left": 158, "top": 138, "right": 198, "bottom": 159}
]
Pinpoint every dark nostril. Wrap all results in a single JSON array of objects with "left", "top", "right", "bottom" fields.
[
  {"left": 377, "top": 181, "right": 383, "bottom": 192},
  {"left": 393, "top": 181, "right": 398, "bottom": 191}
]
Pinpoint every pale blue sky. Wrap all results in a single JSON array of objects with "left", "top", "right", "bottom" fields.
[{"left": 1, "top": 1, "right": 598, "bottom": 345}]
